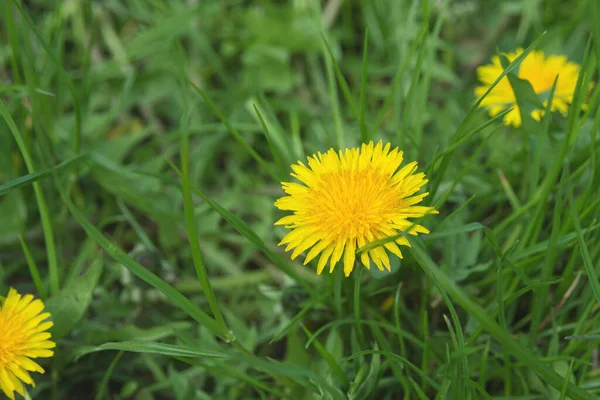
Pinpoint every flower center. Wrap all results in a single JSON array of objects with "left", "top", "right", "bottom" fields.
[{"left": 308, "top": 167, "right": 403, "bottom": 239}]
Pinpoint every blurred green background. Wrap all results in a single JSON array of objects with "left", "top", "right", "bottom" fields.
[{"left": 1, "top": 0, "right": 600, "bottom": 399}]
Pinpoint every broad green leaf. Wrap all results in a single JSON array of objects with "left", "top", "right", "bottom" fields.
[{"left": 45, "top": 257, "right": 103, "bottom": 340}]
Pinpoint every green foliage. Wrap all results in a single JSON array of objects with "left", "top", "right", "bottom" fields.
[
  {"left": 45, "top": 257, "right": 102, "bottom": 340},
  {"left": 1, "top": 0, "right": 599, "bottom": 399}
]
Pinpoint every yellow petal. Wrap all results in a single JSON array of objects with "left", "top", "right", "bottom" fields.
[
  {"left": 317, "top": 245, "right": 335, "bottom": 275},
  {"left": 343, "top": 239, "right": 356, "bottom": 277}
]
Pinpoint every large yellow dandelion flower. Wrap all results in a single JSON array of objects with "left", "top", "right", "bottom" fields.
[
  {"left": 274, "top": 140, "right": 438, "bottom": 277},
  {"left": 0, "top": 288, "right": 55, "bottom": 400},
  {"left": 475, "top": 48, "right": 583, "bottom": 127}
]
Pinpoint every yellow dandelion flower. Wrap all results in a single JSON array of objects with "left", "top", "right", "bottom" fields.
[
  {"left": 0, "top": 288, "right": 55, "bottom": 400},
  {"left": 274, "top": 140, "right": 438, "bottom": 277},
  {"left": 475, "top": 48, "right": 583, "bottom": 127}
]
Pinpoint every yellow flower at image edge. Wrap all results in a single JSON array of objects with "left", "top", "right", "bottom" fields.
[
  {"left": 274, "top": 140, "right": 438, "bottom": 277},
  {"left": 0, "top": 288, "right": 55, "bottom": 400},
  {"left": 475, "top": 48, "right": 584, "bottom": 127}
]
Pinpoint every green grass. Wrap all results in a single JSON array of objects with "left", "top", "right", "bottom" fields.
[{"left": 1, "top": 0, "right": 600, "bottom": 399}]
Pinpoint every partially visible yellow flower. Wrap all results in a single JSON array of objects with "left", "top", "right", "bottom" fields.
[
  {"left": 274, "top": 140, "right": 438, "bottom": 277},
  {"left": 475, "top": 48, "right": 583, "bottom": 127},
  {"left": 0, "top": 288, "right": 55, "bottom": 400}
]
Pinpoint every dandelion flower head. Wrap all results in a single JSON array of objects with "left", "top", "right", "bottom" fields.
[
  {"left": 475, "top": 48, "right": 583, "bottom": 127},
  {"left": 0, "top": 288, "right": 55, "bottom": 400},
  {"left": 274, "top": 140, "right": 438, "bottom": 277}
]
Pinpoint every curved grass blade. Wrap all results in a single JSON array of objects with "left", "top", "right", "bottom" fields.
[
  {"left": 94, "top": 351, "right": 124, "bottom": 400},
  {"left": 180, "top": 99, "right": 229, "bottom": 339},
  {"left": 75, "top": 340, "right": 229, "bottom": 361}
]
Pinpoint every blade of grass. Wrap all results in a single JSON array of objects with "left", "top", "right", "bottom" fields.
[
  {"left": 75, "top": 340, "right": 229, "bottom": 360},
  {"left": 528, "top": 77, "right": 558, "bottom": 198},
  {"left": 180, "top": 100, "right": 229, "bottom": 338},
  {"left": 253, "top": 104, "right": 287, "bottom": 181},
  {"left": 566, "top": 36, "right": 594, "bottom": 138},
  {"left": 116, "top": 199, "right": 157, "bottom": 254},
  {"left": 435, "top": 195, "right": 477, "bottom": 227},
  {"left": 0, "top": 152, "right": 88, "bottom": 196},
  {"left": 0, "top": 100, "right": 59, "bottom": 295},
  {"left": 409, "top": 377, "right": 431, "bottom": 400},
  {"left": 320, "top": 32, "right": 345, "bottom": 148},
  {"left": 94, "top": 351, "right": 124, "bottom": 400},
  {"left": 271, "top": 290, "right": 330, "bottom": 343},
  {"left": 520, "top": 79, "right": 561, "bottom": 248},
  {"left": 427, "top": 109, "right": 510, "bottom": 178},
  {"left": 559, "top": 358, "right": 576, "bottom": 400},
  {"left": 529, "top": 164, "right": 565, "bottom": 345},
  {"left": 569, "top": 187, "right": 600, "bottom": 306},
  {"left": 359, "top": 29, "right": 369, "bottom": 142},
  {"left": 353, "top": 268, "right": 366, "bottom": 346},
  {"left": 189, "top": 81, "right": 278, "bottom": 182},
  {"left": 320, "top": 32, "right": 359, "bottom": 122},
  {"left": 369, "top": 7, "right": 422, "bottom": 139},
  {"left": 401, "top": 0, "right": 430, "bottom": 146},
  {"left": 427, "top": 222, "right": 484, "bottom": 240},
  {"left": 254, "top": 94, "right": 295, "bottom": 166},
  {"left": 19, "top": 236, "right": 47, "bottom": 300}
]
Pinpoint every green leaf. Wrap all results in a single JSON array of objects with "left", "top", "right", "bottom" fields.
[{"left": 45, "top": 257, "right": 103, "bottom": 340}]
